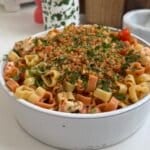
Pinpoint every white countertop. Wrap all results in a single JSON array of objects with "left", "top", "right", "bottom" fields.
[{"left": 0, "top": 4, "right": 150, "bottom": 150}]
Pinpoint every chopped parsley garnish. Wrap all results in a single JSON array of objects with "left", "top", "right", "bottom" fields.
[
  {"left": 114, "top": 93, "right": 126, "bottom": 101},
  {"left": 98, "top": 79, "right": 111, "bottom": 92},
  {"left": 34, "top": 77, "right": 44, "bottom": 87},
  {"left": 29, "top": 65, "right": 46, "bottom": 76},
  {"left": 12, "top": 74, "right": 20, "bottom": 81},
  {"left": 102, "top": 42, "right": 111, "bottom": 52},
  {"left": 87, "top": 49, "right": 95, "bottom": 57},
  {"left": 68, "top": 71, "right": 80, "bottom": 84},
  {"left": 87, "top": 63, "right": 101, "bottom": 72},
  {"left": 111, "top": 35, "right": 119, "bottom": 42},
  {"left": 65, "top": 46, "right": 74, "bottom": 52},
  {"left": 121, "top": 50, "right": 141, "bottom": 75},
  {"left": 125, "top": 53, "right": 140, "bottom": 63},
  {"left": 54, "top": 55, "right": 67, "bottom": 64},
  {"left": 40, "top": 39, "right": 49, "bottom": 46},
  {"left": 115, "top": 40, "right": 125, "bottom": 49},
  {"left": 113, "top": 74, "right": 120, "bottom": 81},
  {"left": 86, "top": 49, "right": 98, "bottom": 59},
  {"left": 80, "top": 75, "right": 88, "bottom": 87}
]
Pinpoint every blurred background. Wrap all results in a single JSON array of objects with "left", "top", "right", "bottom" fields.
[
  {"left": 0, "top": 1, "right": 150, "bottom": 150},
  {"left": 0, "top": 0, "right": 150, "bottom": 28},
  {"left": 82, "top": 0, "right": 150, "bottom": 27},
  {"left": 0, "top": 0, "right": 150, "bottom": 52}
]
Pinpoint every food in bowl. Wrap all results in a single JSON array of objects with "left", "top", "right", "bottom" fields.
[
  {"left": 3, "top": 24, "right": 150, "bottom": 114},
  {"left": 1, "top": 25, "right": 150, "bottom": 150}
]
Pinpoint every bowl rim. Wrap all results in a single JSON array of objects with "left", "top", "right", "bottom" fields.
[
  {"left": 123, "top": 9, "right": 150, "bottom": 32},
  {"left": 0, "top": 25, "right": 150, "bottom": 119}
]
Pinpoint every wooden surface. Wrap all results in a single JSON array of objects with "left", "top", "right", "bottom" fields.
[
  {"left": 80, "top": 0, "right": 150, "bottom": 27},
  {"left": 85, "top": 0, "right": 125, "bottom": 27}
]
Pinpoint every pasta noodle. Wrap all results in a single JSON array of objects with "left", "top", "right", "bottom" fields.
[
  {"left": 28, "top": 93, "right": 41, "bottom": 103},
  {"left": 4, "top": 62, "right": 18, "bottom": 79},
  {"left": 136, "top": 73, "right": 150, "bottom": 83},
  {"left": 6, "top": 78, "right": 19, "bottom": 92},
  {"left": 8, "top": 51, "right": 20, "bottom": 62},
  {"left": 35, "top": 87, "right": 47, "bottom": 97},
  {"left": 15, "top": 85, "right": 34, "bottom": 100},
  {"left": 24, "top": 77, "right": 35, "bottom": 86},
  {"left": 64, "top": 81, "right": 75, "bottom": 92},
  {"left": 86, "top": 74, "right": 98, "bottom": 92},
  {"left": 94, "top": 88, "right": 112, "bottom": 102},
  {"left": 76, "top": 94, "right": 92, "bottom": 105},
  {"left": 98, "top": 97, "right": 119, "bottom": 112},
  {"left": 116, "top": 82, "right": 127, "bottom": 94},
  {"left": 24, "top": 54, "right": 40, "bottom": 66},
  {"left": 3, "top": 24, "right": 150, "bottom": 113},
  {"left": 136, "top": 82, "right": 150, "bottom": 98},
  {"left": 126, "top": 62, "right": 145, "bottom": 76},
  {"left": 124, "top": 74, "right": 136, "bottom": 87},
  {"left": 41, "top": 70, "right": 60, "bottom": 87},
  {"left": 129, "top": 85, "right": 138, "bottom": 103}
]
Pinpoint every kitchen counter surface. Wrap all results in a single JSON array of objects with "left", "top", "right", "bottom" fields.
[{"left": 0, "top": 4, "right": 150, "bottom": 150}]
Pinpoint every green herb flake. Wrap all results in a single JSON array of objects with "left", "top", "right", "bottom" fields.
[
  {"left": 125, "top": 53, "right": 140, "bottom": 63},
  {"left": 111, "top": 35, "right": 119, "bottom": 42},
  {"left": 54, "top": 55, "right": 67, "bottom": 64},
  {"left": 102, "top": 42, "right": 111, "bottom": 52},
  {"left": 113, "top": 74, "right": 120, "bottom": 81},
  {"left": 87, "top": 63, "right": 101, "bottom": 72},
  {"left": 87, "top": 49, "right": 96, "bottom": 58},
  {"left": 29, "top": 67, "right": 45, "bottom": 76},
  {"left": 66, "top": 46, "right": 74, "bottom": 52},
  {"left": 114, "top": 93, "right": 126, "bottom": 101},
  {"left": 12, "top": 74, "right": 20, "bottom": 81},
  {"left": 34, "top": 77, "right": 44, "bottom": 87},
  {"left": 98, "top": 79, "right": 111, "bottom": 92},
  {"left": 96, "top": 32, "right": 105, "bottom": 38},
  {"left": 115, "top": 40, "right": 125, "bottom": 49},
  {"left": 80, "top": 75, "right": 88, "bottom": 88},
  {"left": 69, "top": 71, "right": 80, "bottom": 84},
  {"left": 121, "top": 51, "right": 141, "bottom": 75},
  {"left": 40, "top": 39, "right": 49, "bottom": 46}
]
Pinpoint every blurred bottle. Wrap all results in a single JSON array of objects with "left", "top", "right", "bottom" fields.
[
  {"left": 42, "top": 0, "right": 79, "bottom": 30},
  {"left": 34, "top": 0, "right": 43, "bottom": 24}
]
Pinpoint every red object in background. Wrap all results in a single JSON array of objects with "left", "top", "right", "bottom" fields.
[{"left": 34, "top": 0, "right": 43, "bottom": 24}]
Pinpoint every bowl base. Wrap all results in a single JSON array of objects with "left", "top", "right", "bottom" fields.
[{"left": 15, "top": 117, "right": 145, "bottom": 150}]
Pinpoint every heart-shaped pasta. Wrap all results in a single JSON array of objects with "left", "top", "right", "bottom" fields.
[{"left": 42, "top": 70, "right": 60, "bottom": 87}]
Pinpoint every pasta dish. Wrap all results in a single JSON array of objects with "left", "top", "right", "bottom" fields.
[{"left": 3, "top": 25, "right": 150, "bottom": 113}]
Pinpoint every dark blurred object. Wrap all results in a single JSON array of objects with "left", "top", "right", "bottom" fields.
[
  {"left": 125, "top": 0, "right": 150, "bottom": 11},
  {"left": 79, "top": 0, "right": 85, "bottom": 13},
  {"left": 85, "top": 0, "right": 125, "bottom": 28}
]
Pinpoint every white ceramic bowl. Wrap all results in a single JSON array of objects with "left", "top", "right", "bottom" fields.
[
  {"left": 123, "top": 9, "right": 150, "bottom": 43},
  {"left": 0, "top": 29, "right": 150, "bottom": 150}
]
